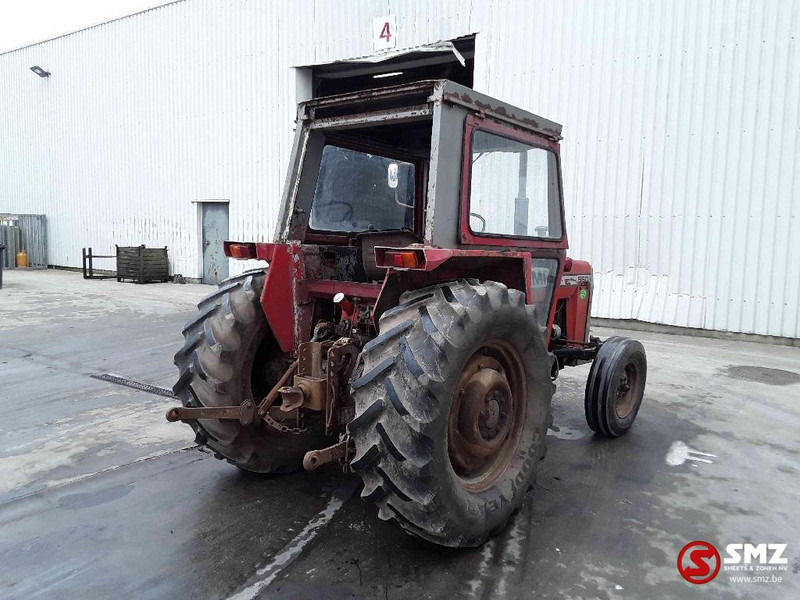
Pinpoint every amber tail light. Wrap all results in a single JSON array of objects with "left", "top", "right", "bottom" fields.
[
  {"left": 389, "top": 251, "right": 421, "bottom": 269},
  {"left": 224, "top": 242, "right": 257, "bottom": 259},
  {"left": 373, "top": 247, "right": 426, "bottom": 270}
]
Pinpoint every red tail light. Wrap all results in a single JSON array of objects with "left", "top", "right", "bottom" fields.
[
  {"left": 224, "top": 242, "right": 256, "bottom": 259},
  {"left": 386, "top": 250, "right": 421, "bottom": 269}
]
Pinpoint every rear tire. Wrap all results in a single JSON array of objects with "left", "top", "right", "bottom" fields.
[
  {"left": 349, "top": 280, "right": 554, "bottom": 547},
  {"left": 584, "top": 336, "right": 647, "bottom": 436},
  {"left": 173, "top": 270, "right": 327, "bottom": 473}
]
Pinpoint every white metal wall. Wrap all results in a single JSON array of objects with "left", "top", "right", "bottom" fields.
[{"left": 1, "top": 0, "right": 798, "bottom": 338}]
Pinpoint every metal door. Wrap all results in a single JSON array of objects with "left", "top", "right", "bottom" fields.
[{"left": 201, "top": 203, "right": 229, "bottom": 284}]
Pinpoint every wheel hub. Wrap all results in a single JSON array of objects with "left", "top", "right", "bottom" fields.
[
  {"left": 448, "top": 341, "right": 526, "bottom": 490},
  {"left": 480, "top": 392, "right": 503, "bottom": 437},
  {"left": 614, "top": 364, "right": 638, "bottom": 418},
  {"left": 458, "top": 368, "right": 512, "bottom": 449}
]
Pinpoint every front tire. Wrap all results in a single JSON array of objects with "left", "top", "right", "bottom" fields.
[
  {"left": 349, "top": 280, "right": 554, "bottom": 547},
  {"left": 584, "top": 336, "right": 647, "bottom": 436},
  {"left": 173, "top": 270, "right": 327, "bottom": 473}
]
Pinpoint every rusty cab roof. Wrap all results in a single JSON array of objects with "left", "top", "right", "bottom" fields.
[{"left": 298, "top": 79, "right": 563, "bottom": 142}]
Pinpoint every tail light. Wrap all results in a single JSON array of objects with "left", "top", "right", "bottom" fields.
[
  {"left": 374, "top": 247, "right": 426, "bottom": 270},
  {"left": 224, "top": 242, "right": 256, "bottom": 259},
  {"left": 386, "top": 250, "right": 421, "bottom": 269}
]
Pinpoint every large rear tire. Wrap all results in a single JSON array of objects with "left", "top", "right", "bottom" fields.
[
  {"left": 173, "top": 270, "right": 327, "bottom": 473},
  {"left": 349, "top": 280, "right": 554, "bottom": 547}
]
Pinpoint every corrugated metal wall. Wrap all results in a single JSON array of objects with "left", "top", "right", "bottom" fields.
[
  {"left": 1, "top": 0, "right": 798, "bottom": 338},
  {"left": 0, "top": 214, "right": 47, "bottom": 268}
]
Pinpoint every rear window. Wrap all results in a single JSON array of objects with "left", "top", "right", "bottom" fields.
[{"left": 309, "top": 145, "right": 415, "bottom": 233}]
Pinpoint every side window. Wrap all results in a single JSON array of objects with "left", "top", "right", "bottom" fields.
[
  {"left": 531, "top": 258, "right": 559, "bottom": 325},
  {"left": 469, "top": 130, "right": 562, "bottom": 240}
]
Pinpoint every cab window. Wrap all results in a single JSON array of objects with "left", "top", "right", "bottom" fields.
[
  {"left": 469, "top": 130, "right": 562, "bottom": 240},
  {"left": 309, "top": 145, "right": 415, "bottom": 233}
]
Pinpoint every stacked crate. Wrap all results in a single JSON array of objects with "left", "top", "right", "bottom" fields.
[{"left": 116, "top": 245, "right": 169, "bottom": 284}]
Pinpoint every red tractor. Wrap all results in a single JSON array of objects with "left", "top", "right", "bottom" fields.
[{"left": 168, "top": 80, "right": 647, "bottom": 547}]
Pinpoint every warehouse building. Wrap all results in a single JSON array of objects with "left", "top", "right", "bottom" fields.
[{"left": 1, "top": 0, "right": 798, "bottom": 340}]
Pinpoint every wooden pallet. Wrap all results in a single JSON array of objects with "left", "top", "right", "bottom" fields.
[{"left": 116, "top": 245, "right": 169, "bottom": 284}]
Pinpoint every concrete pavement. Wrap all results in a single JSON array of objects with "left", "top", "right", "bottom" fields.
[{"left": 1, "top": 269, "right": 798, "bottom": 599}]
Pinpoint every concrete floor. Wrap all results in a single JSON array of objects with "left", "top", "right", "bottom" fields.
[{"left": 1, "top": 269, "right": 798, "bottom": 600}]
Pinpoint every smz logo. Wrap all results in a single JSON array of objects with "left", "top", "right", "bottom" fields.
[
  {"left": 724, "top": 543, "right": 788, "bottom": 565},
  {"left": 678, "top": 541, "right": 789, "bottom": 584},
  {"left": 678, "top": 541, "right": 720, "bottom": 584}
]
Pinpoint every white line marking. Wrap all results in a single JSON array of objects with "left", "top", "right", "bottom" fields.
[{"left": 227, "top": 491, "right": 350, "bottom": 600}]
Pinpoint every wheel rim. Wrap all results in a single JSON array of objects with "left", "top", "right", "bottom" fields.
[
  {"left": 448, "top": 340, "right": 526, "bottom": 491},
  {"left": 614, "top": 362, "right": 639, "bottom": 419}
]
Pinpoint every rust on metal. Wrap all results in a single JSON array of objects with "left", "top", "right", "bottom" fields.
[
  {"left": 614, "top": 362, "right": 640, "bottom": 419},
  {"left": 298, "top": 342, "right": 324, "bottom": 378},
  {"left": 277, "top": 386, "right": 305, "bottom": 412},
  {"left": 309, "top": 105, "right": 433, "bottom": 130},
  {"left": 298, "top": 79, "right": 436, "bottom": 112},
  {"left": 166, "top": 399, "right": 257, "bottom": 426},
  {"left": 448, "top": 342, "right": 527, "bottom": 491},
  {"left": 278, "top": 342, "right": 327, "bottom": 412},
  {"left": 257, "top": 359, "right": 298, "bottom": 417},
  {"left": 439, "top": 87, "right": 563, "bottom": 141},
  {"left": 277, "top": 339, "right": 360, "bottom": 422},
  {"left": 302, "top": 438, "right": 354, "bottom": 471},
  {"left": 325, "top": 338, "right": 360, "bottom": 435},
  {"left": 262, "top": 409, "right": 309, "bottom": 435},
  {"left": 279, "top": 376, "right": 327, "bottom": 411}
]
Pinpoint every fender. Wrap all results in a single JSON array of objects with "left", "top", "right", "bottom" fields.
[{"left": 372, "top": 246, "right": 565, "bottom": 336}]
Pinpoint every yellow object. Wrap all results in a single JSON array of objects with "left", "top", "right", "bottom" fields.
[{"left": 16, "top": 250, "right": 28, "bottom": 268}]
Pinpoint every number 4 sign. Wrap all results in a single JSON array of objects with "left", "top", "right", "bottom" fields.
[{"left": 373, "top": 15, "right": 397, "bottom": 51}]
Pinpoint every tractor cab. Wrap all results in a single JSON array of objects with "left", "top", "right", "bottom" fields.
[
  {"left": 278, "top": 80, "right": 567, "bottom": 248},
  {"left": 278, "top": 79, "right": 564, "bottom": 249},
  {"left": 226, "top": 80, "right": 590, "bottom": 353}
]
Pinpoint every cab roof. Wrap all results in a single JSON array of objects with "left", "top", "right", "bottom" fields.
[{"left": 299, "top": 79, "right": 563, "bottom": 141}]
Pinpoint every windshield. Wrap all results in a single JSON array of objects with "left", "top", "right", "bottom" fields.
[{"left": 309, "top": 145, "right": 416, "bottom": 233}]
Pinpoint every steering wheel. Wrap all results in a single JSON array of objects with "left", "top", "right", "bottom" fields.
[
  {"left": 321, "top": 201, "right": 354, "bottom": 222},
  {"left": 469, "top": 212, "right": 486, "bottom": 233}
]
